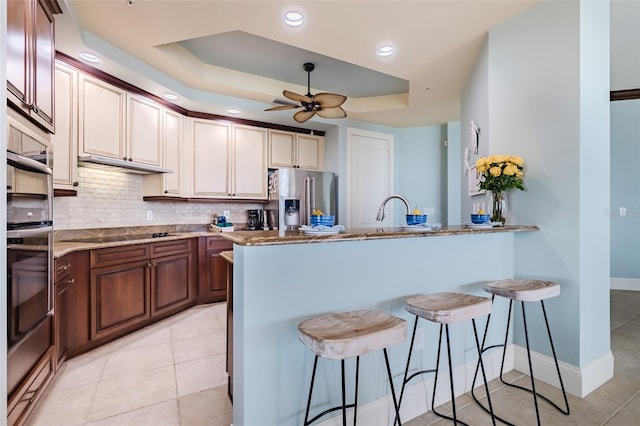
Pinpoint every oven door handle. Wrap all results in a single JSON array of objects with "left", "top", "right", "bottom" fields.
[
  {"left": 7, "top": 226, "right": 53, "bottom": 239},
  {"left": 7, "top": 151, "right": 53, "bottom": 175}
]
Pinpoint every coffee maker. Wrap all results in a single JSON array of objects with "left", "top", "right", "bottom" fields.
[{"left": 246, "top": 209, "right": 264, "bottom": 230}]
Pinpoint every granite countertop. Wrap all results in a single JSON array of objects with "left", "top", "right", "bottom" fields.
[
  {"left": 220, "top": 224, "right": 539, "bottom": 246},
  {"left": 220, "top": 251, "right": 234, "bottom": 263}
]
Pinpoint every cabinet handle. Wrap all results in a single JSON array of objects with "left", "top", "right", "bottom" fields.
[
  {"left": 123, "top": 156, "right": 128, "bottom": 161},
  {"left": 58, "top": 264, "right": 70, "bottom": 272},
  {"left": 147, "top": 262, "right": 153, "bottom": 268},
  {"left": 7, "top": 185, "right": 12, "bottom": 190},
  {"left": 73, "top": 182, "right": 79, "bottom": 187},
  {"left": 65, "top": 278, "right": 75, "bottom": 285},
  {"left": 164, "top": 190, "right": 168, "bottom": 194},
  {"left": 128, "top": 157, "right": 133, "bottom": 161}
]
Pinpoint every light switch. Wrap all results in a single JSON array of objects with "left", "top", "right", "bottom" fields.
[
  {"left": 619, "top": 207, "right": 627, "bottom": 216},
  {"left": 147, "top": 210, "right": 153, "bottom": 220}
]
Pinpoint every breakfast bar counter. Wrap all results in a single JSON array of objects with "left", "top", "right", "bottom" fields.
[{"left": 223, "top": 224, "right": 538, "bottom": 425}]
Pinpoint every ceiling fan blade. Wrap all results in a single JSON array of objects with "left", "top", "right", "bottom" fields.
[
  {"left": 313, "top": 93, "right": 347, "bottom": 108},
  {"left": 283, "top": 90, "right": 312, "bottom": 104},
  {"left": 293, "top": 110, "right": 316, "bottom": 123},
  {"left": 316, "top": 106, "right": 347, "bottom": 119},
  {"left": 264, "top": 105, "right": 299, "bottom": 112}
]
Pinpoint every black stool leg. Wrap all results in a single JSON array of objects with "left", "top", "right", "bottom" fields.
[
  {"left": 341, "top": 359, "right": 347, "bottom": 426},
  {"left": 521, "top": 301, "right": 542, "bottom": 425},
  {"left": 472, "top": 318, "right": 496, "bottom": 426},
  {"left": 383, "top": 348, "right": 402, "bottom": 426},
  {"left": 304, "top": 356, "right": 319, "bottom": 426},
  {"left": 354, "top": 356, "right": 360, "bottom": 426},
  {"left": 541, "top": 300, "right": 570, "bottom": 415},
  {"left": 445, "top": 325, "right": 457, "bottom": 425}
]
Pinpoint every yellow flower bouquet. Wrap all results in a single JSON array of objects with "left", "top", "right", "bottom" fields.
[{"left": 475, "top": 154, "right": 525, "bottom": 192}]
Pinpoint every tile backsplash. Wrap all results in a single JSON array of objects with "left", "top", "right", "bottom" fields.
[{"left": 54, "top": 167, "right": 265, "bottom": 230}]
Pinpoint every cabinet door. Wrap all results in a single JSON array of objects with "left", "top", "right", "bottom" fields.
[
  {"left": 52, "top": 62, "right": 78, "bottom": 190},
  {"left": 91, "top": 260, "right": 151, "bottom": 341},
  {"left": 197, "top": 237, "right": 232, "bottom": 302},
  {"left": 127, "top": 93, "right": 162, "bottom": 166},
  {"left": 79, "top": 74, "right": 126, "bottom": 159},
  {"left": 233, "top": 125, "right": 268, "bottom": 199},
  {"left": 151, "top": 252, "right": 192, "bottom": 317},
  {"left": 31, "top": 0, "right": 55, "bottom": 129},
  {"left": 268, "top": 130, "right": 296, "bottom": 168},
  {"left": 296, "top": 134, "right": 324, "bottom": 170},
  {"left": 191, "top": 119, "right": 230, "bottom": 197},
  {"left": 7, "top": 0, "right": 29, "bottom": 107},
  {"left": 163, "top": 109, "right": 182, "bottom": 195}
]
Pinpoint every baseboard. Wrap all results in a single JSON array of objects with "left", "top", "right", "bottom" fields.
[
  {"left": 610, "top": 277, "right": 640, "bottom": 291},
  {"left": 318, "top": 345, "right": 514, "bottom": 425},
  {"left": 513, "top": 346, "right": 614, "bottom": 398}
]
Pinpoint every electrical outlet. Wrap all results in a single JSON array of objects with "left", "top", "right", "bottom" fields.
[
  {"left": 424, "top": 207, "right": 435, "bottom": 215},
  {"left": 146, "top": 210, "right": 153, "bottom": 220},
  {"left": 223, "top": 210, "right": 230, "bottom": 219},
  {"left": 619, "top": 207, "right": 627, "bottom": 216},
  {"left": 414, "top": 327, "right": 424, "bottom": 350}
]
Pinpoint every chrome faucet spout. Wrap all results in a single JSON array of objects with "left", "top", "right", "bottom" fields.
[{"left": 375, "top": 194, "right": 412, "bottom": 222}]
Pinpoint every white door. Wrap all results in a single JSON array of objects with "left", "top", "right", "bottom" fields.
[{"left": 346, "top": 127, "right": 394, "bottom": 228}]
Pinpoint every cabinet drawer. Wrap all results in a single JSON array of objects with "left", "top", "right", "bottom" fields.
[
  {"left": 8, "top": 347, "right": 55, "bottom": 426},
  {"left": 54, "top": 256, "right": 73, "bottom": 282},
  {"left": 150, "top": 239, "right": 192, "bottom": 258},
  {"left": 206, "top": 237, "right": 233, "bottom": 251},
  {"left": 91, "top": 244, "right": 150, "bottom": 268}
]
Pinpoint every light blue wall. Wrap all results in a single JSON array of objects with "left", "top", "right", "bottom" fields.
[
  {"left": 463, "top": 0, "right": 611, "bottom": 366},
  {"left": 446, "top": 122, "right": 462, "bottom": 224},
  {"left": 610, "top": 99, "right": 640, "bottom": 278}
]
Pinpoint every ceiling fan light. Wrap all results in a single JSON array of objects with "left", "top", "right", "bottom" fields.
[
  {"left": 284, "top": 11, "right": 304, "bottom": 27},
  {"left": 377, "top": 45, "right": 395, "bottom": 57}
]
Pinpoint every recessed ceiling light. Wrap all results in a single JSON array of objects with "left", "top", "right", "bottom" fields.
[
  {"left": 162, "top": 93, "right": 179, "bottom": 101},
  {"left": 377, "top": 45, "right": 395, "bottom": 57},
  {"left": 79, "top": 52, "right": 102, "bottom": 63},
  {"left": 284, "top": 11, "right": 304, "bottom": 27},
  {"left": 227, "top": 107, "right": 240, "bottom": 114}
]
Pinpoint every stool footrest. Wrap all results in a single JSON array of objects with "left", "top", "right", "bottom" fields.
[{"left": 305, "top": 403, "right": 357, "bottom": 426}]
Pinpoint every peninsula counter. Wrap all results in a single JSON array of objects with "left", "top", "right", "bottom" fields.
[{"left": 221, "top": 225, "right": 538, "bottom": 425}]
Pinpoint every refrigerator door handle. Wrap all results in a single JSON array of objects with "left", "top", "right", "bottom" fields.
[
  {"left": 310, "top": 176, "right": 316, "bottom": 213},
  {"left": 304, "top": 177, "right": 312, "bottom": 222}
]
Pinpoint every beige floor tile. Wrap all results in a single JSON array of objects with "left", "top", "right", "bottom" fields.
[
  {"left": 101, "top": 341, "right": 175, "bottom": 380},
  {"left": 87, "top": 365, "right": 177, "bottom": 422},
  {"left": 118, "top": 326, "right": 173, "bottom": 350},
  {"left": 85, "top": 399, "right": 180, "bottom": 426},
  {"left": 171, "top": 315, "right": 224, "bottom": 341},
  {"left": 172, "top": 330, "right": 226, "bottom": 364},
  {"left": 25, "top": 381, "right": 97, "bottom": 426},
  {"left": 175, "top": 354, "right": 228, "bottom": 397},
  {"left": 178, "top": 385, "right": 232, "bottom": 426},
  {"left": 54, "top": 356, "right": 107, "bottom": 390}
]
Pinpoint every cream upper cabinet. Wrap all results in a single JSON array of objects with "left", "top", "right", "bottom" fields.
[
  {"left": 51, "top": 61, "right": 78, "bottom": 190},
  {"left": 190, "top": 119, "right": 267, "bottom": 200},
  {"left": 78, "top": 73, "right": 126, "bottom": 159},
  {"left": 232, "top": 125, "right": 268, "bottom": 199},
  {"left": 143, "top": 109, "right": 184, "bottom": 197},
  {"left": 191, "top": 118, "right": 231, "bottom": 198},
  {"left": 268, "top": 130, "right": 324, "bottom": 170},
  {"left": 126, "top": 93, "right": 163, "bottom": 166}
]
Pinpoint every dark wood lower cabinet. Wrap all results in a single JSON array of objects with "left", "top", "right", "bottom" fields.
[
  {"left": 198, "top": 236, "right": 233, "bottom": 303},
  {"left": 151, "top": 240, "right": 197, "bottom": 317}
]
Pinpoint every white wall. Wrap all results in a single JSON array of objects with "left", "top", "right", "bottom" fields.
[
  {"left": 53, "top": 166, "right": 265, "bottom": 229},
  {"left": 462, "top": 0, "right": 611, "bottom": 385}
]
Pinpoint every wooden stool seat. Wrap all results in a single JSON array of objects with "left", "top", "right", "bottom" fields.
[
  {"left": 298, "top": 310, "right": 407, "bottom": 360},
  {"left": 405, "top": 292, "right": 492, "bottom": 324},
  {"left": 483, "top": 279, "right": 560, "bottom": 302}
]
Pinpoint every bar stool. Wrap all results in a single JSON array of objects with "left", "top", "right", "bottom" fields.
[
  {"left": 471, "top": 279, "right": 570, "bottom": 425},
  {"left": 298, "top": 310, "right": 407, "bottom": 426},
  {"left": 398, "top": 292, "right": 496, "bottom": 426}
]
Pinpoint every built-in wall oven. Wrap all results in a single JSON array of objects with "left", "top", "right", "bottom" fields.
[{"left": 6, "top": 117, "right": 54, "bottom": 396}]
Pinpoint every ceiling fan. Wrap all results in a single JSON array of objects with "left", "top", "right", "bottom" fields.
[{"left": 265, "top": 62, "right": 347, "bottom": 123}]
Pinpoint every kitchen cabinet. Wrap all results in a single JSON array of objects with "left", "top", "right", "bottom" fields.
[
  {"left": 197, "top": 236, "right": 233, "bottom": 303},
  {"left": 7, "top": 0, "right": 61, "bottom": 133},
  {"left": 149, "top": 239, "right": 196, "bottom": 317},
  {"left": 54, "top": 250, "right": 90, "bottom": 365},
  {"left": 191, "top": 119, "right": 268, "bottom": 199},
  {"left": 51, "top": 61, "right": 78, "bottom": 191},
  {"left": 269, "top": 130, "right": 324, "bottom": 170},
  {"left": 143, "top": 109, "right": 185, "bottom": 197},
  {"left": 90, "top": 240, "right": 195, "bottom": 342},
  {"left": 126, "top": 93, "right": 163, "bottom": 166},
  {"left": 78, "top": 73, "right": 127, "bottom": 160}
]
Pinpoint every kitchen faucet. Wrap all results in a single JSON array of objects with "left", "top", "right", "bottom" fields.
[{"left": 376, "top": 194, "right": 412, "bottom": 221}]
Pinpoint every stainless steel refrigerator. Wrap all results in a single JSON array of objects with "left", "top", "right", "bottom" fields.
[{"left": 267, "top": 168, "right": 337, "bottom": 230}]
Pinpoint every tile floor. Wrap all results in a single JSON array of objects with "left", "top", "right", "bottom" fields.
[{"left": 27, "top": 291, "right": 639, "bottom": 426}]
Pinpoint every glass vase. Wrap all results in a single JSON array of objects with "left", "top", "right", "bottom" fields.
[{"left": 490, "top": 191, "right": 508, "bottom": 225}]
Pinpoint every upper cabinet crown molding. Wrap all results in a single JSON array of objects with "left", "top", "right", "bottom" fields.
[{"left": 7, "top": 0, "right": 62, "bottom": 133}]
